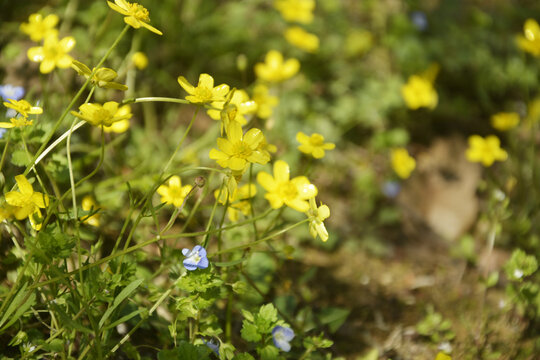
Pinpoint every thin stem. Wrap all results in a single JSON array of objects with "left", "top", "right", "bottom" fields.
[
  {"left": 125, "top": 97, "right": 190, "bottom": 105},
  {"left": 162, "top": 107, "right": 199, "bottom": 175},
  {"left": 0, "top": 132, "right": 11, "bottom": 173}
]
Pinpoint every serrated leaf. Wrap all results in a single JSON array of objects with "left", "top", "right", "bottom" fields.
[
  {"left": 241, "top": 321, "right": 261, "bottom": 342},
  {"left": 258, "top": 303, "right": 277, "bottom": 323}
]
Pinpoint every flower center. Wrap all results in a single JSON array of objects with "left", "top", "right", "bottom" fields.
[
  {"left": 278, "top": 182, "right": 298, "bottom": 202},
  {"left": 127, "top": 3, "right": 150, "bottom": 21},
  {"left": 231, "top": 141, "right": 253, "bottom": 159},
  {"left": 189, "top": 250, "right": 201, "bottom": 263},
  {"left": 193, "top": 86, "right": 213, "bottom": 102},
  {"left": 309, "top": 135, "right": 324, "bottom": 146}
]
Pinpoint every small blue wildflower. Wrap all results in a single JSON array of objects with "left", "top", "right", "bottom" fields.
[
  {"left": 272, "top": 326, "right": 294, "bottom": 352},
  {"left": 382, "top": 180, "right": 401, "bottom": 198},
  {"left": 182, "top": 245, "right": 209, "bottom": 271},
  {"left": 0, "top": 128, "right": 6, "bottom": 139},
  {"left": 203, "top": 339, "right": 220, "bottom": 356},
  {"left": 0, "top": 85, "right": 25, "bottom": 101},
  {"left": 411, "top": 11, "right": 428, "bottom": 31}
]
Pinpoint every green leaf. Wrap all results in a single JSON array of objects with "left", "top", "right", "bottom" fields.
[
  {"left": 232, "top": 354, "right": 255, "bottom": 360},
  {"left": 259, "top": 303, "right": 278, "bottom": 323},
  {"left": 241, "top": 321, "right": 261, "bottom": 342},
  {"left": 99, "top": 278, "right": 144, "bottom": 329},
  {"left": 50, "top": 303, "right": 92, "bottom": 334},
  {"left": 0, "top": 283, "right": 34, "bottom": 330},
  {"left": 318, "top": 307, "right": 350, "bottom": 333},
  {"left": 11, "top": 149, "right": 30, "bottom": 167},
  {"left": 104, "top": 308, "right": 147, "bottom": 330},
  {"left": 259, "top": 345, "right": 280, "bottom": 360},
  {"left": 0, "top": 290, "right": 35, "bottom": 331}
]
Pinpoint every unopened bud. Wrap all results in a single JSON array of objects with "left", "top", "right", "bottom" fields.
[{"left": 194, "top": 176, "right": 206, "bottom": 188}]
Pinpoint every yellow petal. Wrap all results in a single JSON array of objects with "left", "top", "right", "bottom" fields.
[
  {"left": 199, "top": 73, "right": 214, "bottom": 88},
  {"left": 60, "top": 36, "right": 76, "bottom": 52},
  {"left": 27, "top": 46, "right": 44, "bottom": 62},
  {"left": 177, "top": 76, "right": 195, "bottom": 94},
  {"left": 273, "top": 160, "right": 290, "bottom": 183},
  {"left": 15, "top": 175, "right": 34, "bottom": 196}
]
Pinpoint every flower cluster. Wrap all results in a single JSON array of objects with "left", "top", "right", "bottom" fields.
[
  {"left": 465, "top": 135, "right": 507, "bottom": 167},
  {"left": 401, "top": 65, "right": 439, "bottom": 110},
  {"left": 1, "top": 99, "right": 43, "bottom": 130}
]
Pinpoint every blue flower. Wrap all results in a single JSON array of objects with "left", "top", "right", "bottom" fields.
[
  {"left": 272, "top": 326, "right": 294, "bottom": 352},
  {"left": 411, "top": 11, "right": 428, "bottom": 31},
  {"left": 182, "top": 245, "right": 209, "bottom": 271},
  {"left": 0, "top": 85, "right": 25, "bottom": 101},
  {"left": 382, "top": 181, "right": 401, "bottom": 198},
  {"left": 203, "top": 339, "right": 220, "bottom": 356}
]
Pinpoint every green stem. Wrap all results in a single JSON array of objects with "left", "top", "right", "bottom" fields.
[
  {"left": 162, "top": 107, "right": 199, "bottom": 175},
  {"left": 0, "top": 132, "right": 11, "bottom": 173}
]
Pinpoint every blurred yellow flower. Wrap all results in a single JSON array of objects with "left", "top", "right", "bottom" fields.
[
  {"left": 0, "top": 204, "right": 14, "bottom": 223},
  {"left": 107, "top": 0, "right": 162, "bottom": 35},
  {"left": 5, "top": 175, "right": 49, "bottom": 230},
  {"left": 252, "top": 84, "right": 279, "bottom": 119},
  {"left": 274, "top": 0, "right": 315, "bottom": 24},
  {"left": 490, "top": 112, "right": 520, "bottom": 131},
  {"left": 0, "top": 117, "right": 33, "bottom": 129},
  {"left": 178, "top": 73, "right": 230, "bottom": 105},
  {"left": 526, "top": 97, "right": 540, "bottom": 127},
  {"left": 466, "top": 135, "right": 508, "bottom": 167},
  {"left": 296, "top": 132, "right": 335, "bottom": 159},
  {"left": 3, "top": 99, "right": 43, "bottom": 118},
  {"left": 255, "top": 50, "right": 300, "bottom": 83},
  {"left": 71, "top": 102, "right": 132, "bottom": 127},
  {"left": 27, "top": 34, "right": 75, "bottom": 74},
  {"left": 209, "top": 122, "right": 270, "bottom": 172},
  {"left": 284, "top": 26, "right": 319, "bottom": 53},
  {"left": 401, "top": 75, "right": 438, "bottom": 110},
  {"left": 132, "top": 51, "right": 148, "bottom": 70},
  {"left": 157, "top": 176, "right": 193, "bottom": 207},
  {"left": 20, "top": 13, "right": 59, "bottom": 42},
  {"left": 306, "top": 197, "right": 330, "bottom": 242},
  {"left": 81, "top": 196, "right": 100, "bottom": 227},
  {"left": 435, "top": 352, "right": 452, "bottom": 360},
  {"left": 214, "top": 183, "right": 257, "bottom": 222},
  {"left": 391, "top": 148, "right": 416, "bottom": 179},
  {"left": 207, "top": 89, "right": 256, "bottom": 129},
  {"left": 517, "top": 19, "right": 540, "bottom": 57},
  {"left": 345, "top": 29, "right": 373, "bottom": 57},
  {"left": 257, "top": 160, "right": 318, "bottom": 212},
  {"left": 71, "top": 60, "right": 128, "bottom": 91}
]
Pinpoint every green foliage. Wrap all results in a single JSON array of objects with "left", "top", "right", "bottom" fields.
[{"left": 416, "top": 306, "right": 455, "bottom": 344}]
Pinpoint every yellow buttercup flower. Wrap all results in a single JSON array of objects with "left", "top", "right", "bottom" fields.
[
  {"left": 107, "top": 0, "right": 162, "bottom": 35},
  {"left": 274, "top": 0, "right": 315, "bottom": 24},
  {"left": 306, "top": 197, "right": 330, "bottom": 242},
  {"left": 391, "top": 148, "right": 416, "bottom": 179},
  {"left": 27, "top": 34, "right": 75, "bottom": 74},
  {"left": 296, "top": 132, "right": 335, "bottom": 159},
  {"left": 20, "top": 13, "right": 59, "bottom": 42},
  {"left": 207, "top": 89, "right": 256, "bottom": 130},
  {"left": 466, "top": 135, "right": 508, "bottom": 167},
  {"left": 401, "top": 74, "right": 438, "bottom": 110},
  {"left": 284, "top": 26, "right": 319, "bottom": 53},
  {"left": 71, "top": 60, "right": 128, "bottom": 91},
  {"left": 490, "top": 112, "right": 520, "bottom": 131},
  {"left": 81, "top": 196, "right": 100, "bottom": 227},
  {"left": 435, "top": 352, "right": 452, "bottom": 360},
  {"left": 178, "top": 73, "right": 230, "bottom": 105},
  {"left": 517, "top": 19, "right": 540, "bottom": 57},
  {"left": 252, "top": 84, "right": 279, "bottom": 119},
  {"left": 103, "top": 105, "right": 132, "bottom": 133},
  {"left": 131, "top": 51, "right": 148, "bottom": 70},
  {"left": 71, "top": 102, "right": 132, "bottom": 127},
  {"left": 214, "top": 184, "right": 257, "bottom": 222},
  {"left": 255, "top": 50, "right": 300, "bottom": 83},
  {"left": 3, "top": 99, "right": 43, "bottom": 118},
  {"left": 0, "top": 117, "right": 33, "bottom": 129},
  {"left": 209, "top": 122, "right": 270, "bottom": 172},
  {"left": 157, "top": 176, "right": 193, "bottom": 207},
  {"left": 5, "top": 175, "right": 49, "bottom": 230},
  {"left": 257, "top": 160, "right": 318, "bottom": 212}
]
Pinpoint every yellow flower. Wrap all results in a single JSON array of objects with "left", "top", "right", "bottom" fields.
[
  {"left": 0, "top": 204, "right": 14, "bottom": 223},
  {"left": 255, "top": 50, "right": 300, "bottom": 83},
  {"left": 284, "top": 26, "right": 319, "bottom": 53},
  {"left": 132, "top": 51, "right": 148, "bottom": 70},
  {"left": 3, "top": 99, "right": 43, "bottom": 118},
  {"left": 257, "top": 160, "right": 318, "bottom": 212},
  {"left": 274, "top": 0, "right": 315, "bottom": 24},
  {"left": 178, "top": 73, "right": 230, "bottom": 105},
  {"left": 435, "top": 352, "right": 452, "bottom": 360},
  {"left": 71, "top": 60, "right": 128, "bottom": 91},
  {"left": 5, "top": 175, "right": 49, "bottom": 230},
  {"left": 345, "top": 29, "right": 373, "bottom": 57},
  {"left": 517, "top": 19, "right": 540, "bottom": 57},
  {"left": 306, "top": 197, "right": 330, "bottom": 242},
  {"left": 103, "top": 105, "right": 131, "bottom": 133},
  {"left": 207, "top": 89, "right": 256, "bottom": 130},
  {"left": 0, "top": 117, "right": 33, "bottom": 129},
  {"left": 466, "top": 135, "right": 508, "bottom": 167},
  {"left": 209, "top": 122, "right": 270, "bottom": 172},
  {"left": 490, "top": 112, "right": 520, "bottom": 131},
  {"left": 107, "top": 0, "right": 162, "bottom": 35},
  {"left": 27, "top": 34, "right": 75, "bottom": 74},
  {"left": 296, "top": 132, "right": 335, "bottom": 159},
  {"left": 157, "top": 176, "right": 193, "bottom": 207},
  {"left": 214, "top": 183, "right": 257, "bottom": 222},
  {"left": 391, "top": 148, "right": 416, "bottom": 179},
  {"left": 401, "top": 74, "right": 438, "bottom": 110},
  {"left": 252, "top": 84, "right": 279, "bottom": 119},
  {"left": 71, "top": 101, "right": 132, "bottom": 127},
  {"left": 81, "top": 196, "right": 100, "bottom": 227},
  {"left": 20, "top": 13, "right": 59, "bottom": 42}
]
